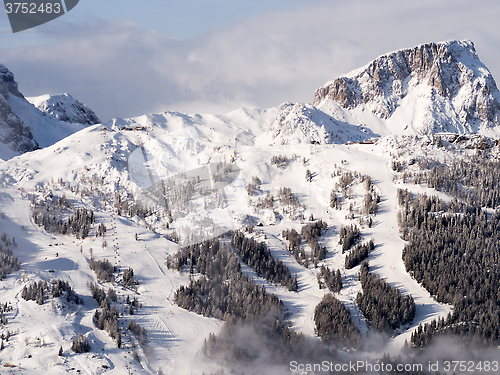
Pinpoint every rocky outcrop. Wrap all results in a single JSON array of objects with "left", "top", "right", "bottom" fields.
[
  {"left": 314, "top": 40, "right": 500, "bottom": 133},
  {"left": 0, "top": 64, "right": 23, "bottom": 99},
  {"left": 0, "top": 65, "right": 38, "bottom": 153}
]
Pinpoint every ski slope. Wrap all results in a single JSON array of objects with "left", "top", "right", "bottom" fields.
[{"left": 0, "top": 105, "right": 464, "bottom": 373}]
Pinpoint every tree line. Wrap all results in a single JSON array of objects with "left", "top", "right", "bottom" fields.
[
  {"left": 301, "top": 220, "right": 328, "bottom": 266},
  {"left": 339, "top": 224, "right": 361, "bottom": 253},
  {"left": 0, "top": 233, "right": 19, "bottom": 280},
  {"left": 21, "top": 279, "right": 82, "bottom": 305},
  {"left": 32, "top": 205, "right": 95, "bottom": 239},
  {"left": 170, "top": 237, "right": 330, "bottom": 366},
  {"left": 282, "top": 228, "right": 309, "bottom": 267},
  {"left": 317, "top": 265, "right": 342, "bottom": 292},
  {"left": 399, "top": 190, "right": 500, "bottom": 346},
  {"left": 314, "top": 293, "right": 362, "bottom": 349},
  {"left": 171, "top": 238, "right": 284, "bottom": 320},
  {"left": 230, "top": 231, "right": 297, "bottom": 291},
  {"left": 398, "top": 154, "right": 500, "bottom": 208},
  {"left": 281, "top": 220, "right": 329, "bottom": 269},
  {"left": 0, "top": 302, "right": 12, "bottom": 326},
  {"left": 345, "top": 240, "right": 374, "bottom": 269},
  {"left": 114, "top": 191, "right": 154, "bottom": 219},
  {"left": 271, "top": 155, "right": 289, "bottom": 168},
  {"left": 246, "top": 176, "right": 261, "bottom": 197},
  {"left": 356, "top": 262, "right": 415, "bottom": 332},
  {"left": 89, "top": 282, "right": 122, "bottom": 348},
  {"left": 88, "top": 257, "right": 116, "bottom": 283},
  {"left": 278, "top": 187, "right": 301, "bottom": 208}
]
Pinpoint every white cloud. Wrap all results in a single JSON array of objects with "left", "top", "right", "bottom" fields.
[{"left": 1, "top": 0, "right": 500, "bottom": 121}]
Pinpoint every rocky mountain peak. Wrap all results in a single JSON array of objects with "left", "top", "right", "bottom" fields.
[
  {"left": 0, "top": 64, "right": 24, "bottom": 99},
  {"left": 314, "top": 40, "right": 500, "bottom": 135}
]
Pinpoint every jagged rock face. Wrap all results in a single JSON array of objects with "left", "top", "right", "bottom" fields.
[
  {"left": 0, "top": 65, "right": 38, "bottom": 153},
  {"left": 314, "top": 40, "right": 500, "bottom": 134},
  {"left": 0, "top": 64, "right": 23, "bottom": 99},
  {"left": 30, "top": 93, "right": 101, "bottom": 125}
]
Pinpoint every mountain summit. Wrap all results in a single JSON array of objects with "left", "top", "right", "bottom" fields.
[
  {"left": 314, "top": 40, "right": 500, "bottom": 136},
  {"left": 28, "top": 93, "right": 101, "bottom": 125}
]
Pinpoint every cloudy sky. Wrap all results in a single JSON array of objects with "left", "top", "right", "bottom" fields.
[{"left": 1, "top": 0, "right": 500, "bottom": 122}]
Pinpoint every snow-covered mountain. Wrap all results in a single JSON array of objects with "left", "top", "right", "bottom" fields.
[
  {"left": 258, "top": 102, "right": 376, "bottom": 146},
  {"left": 28, "top": 93, "right": 101, "bottom": 125},
  {"left": 104, "top": 106, "right": 276, "bottom": 147},
  {"left": 314, "top": 40, "right": 500, "bottom": 137},
  {"left": 1, "top": 40, "right": 500, "bottom": 374},
  {"left": 0, "top": 64, "right": 100, "bottom": 160}
]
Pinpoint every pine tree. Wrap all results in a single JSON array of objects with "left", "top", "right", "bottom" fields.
[{"left": 305, "top": 169, "right": 312, "bottom": 182}]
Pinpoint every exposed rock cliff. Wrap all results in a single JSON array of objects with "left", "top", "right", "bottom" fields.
[
  {"left": 0, "top": 64, "right": 23, "bottom": 99},
  {"left": 0, "top": 65, "right": 38, "bottom": 153}
]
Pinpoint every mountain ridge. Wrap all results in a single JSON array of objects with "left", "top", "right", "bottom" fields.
[{"left": 313, "top": 40, "right": 500, "bottom": 137}]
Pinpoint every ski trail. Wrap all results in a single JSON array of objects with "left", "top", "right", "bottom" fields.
[
  {"left": 343, "top": 144, "right": 452, "bottom": 353},
  {"left": 142, "top": 245, "right": 165, "bottom": 276}
]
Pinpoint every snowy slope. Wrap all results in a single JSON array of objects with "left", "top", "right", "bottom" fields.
[
  {"left": 0, "top": 124, "right": 225, "bottom": 374},
  {"left": 0, "top": 140, "right": 20, "bottom": 161},
  {"left": 257, "top": 102, "right": 377, "bottom": 146},
  {"left": 2, "top": 39, "right": 500, "bottom": 374},
  {"left": 0, "top": 113, "right": 457, "bottom": 373},
  {"left": 106, "top": 106, "right": 277, "bottom": 148}
]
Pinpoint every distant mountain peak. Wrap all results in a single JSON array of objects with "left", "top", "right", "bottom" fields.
[
  {"left": 28, "top": 93, "right": 101, "bottom": 125},
  {"left": 314, "top": 40, "right": 500, "bottom": 136}
]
